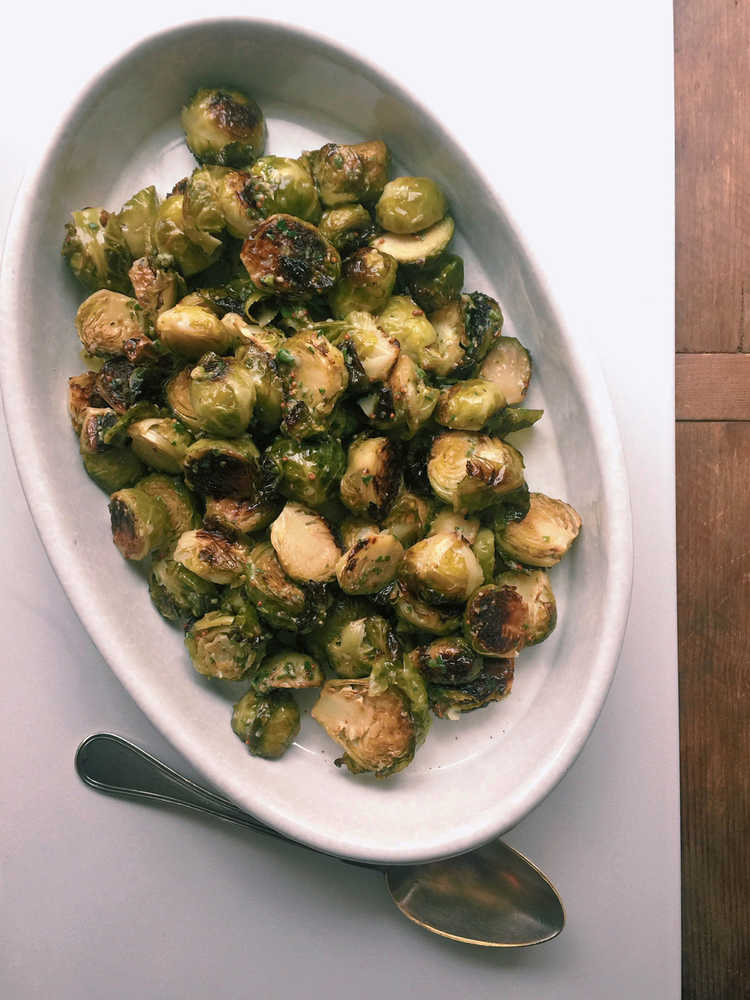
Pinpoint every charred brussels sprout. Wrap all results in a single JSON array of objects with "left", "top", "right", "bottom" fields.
[
  {"left": 361, "top": 353, "right": 439, "bottom": 439},
  {"left": 416, "top": 636, "right": 482, "bottom": 686},
  {"left": 148, "top": 557, "right": 220, "bottom": 622},
  {"left": 479, "top": 336, "right": 532, "bottom": 405},
  {"left": 270, "top": 501, "right": 341, "bottom": 583},
  {"left": 62, "top": 207, "right": 132, "bottom": 293},
  {"left": 231, "top": 688, "right": 300, "bottom": 760},
  {"left": 173, "top": 528, "right": 250, "bottom": 585},
  {"left": 427, "top": 432, "right": 525, "bottom": 512},
  {"left": 394, "top": 585, "right": 463, "bottom": 636},
  {"left": 377, "top": 295, "right": 437, "bottom": 366},
  {"left": 128, "top": 417, "right": 194, "bottom": 474},
  {"left": 183, "top": 435, "right": 260, "bottom": 498},
  {"left": 306, "top": 140, "right": 389, "bottom": 207},
  {"left": 428, "top": 508, "right": 480, "bottom": 543},
  {"left": 128, "top": 256, "right": 186, "bottom": 320},
  {"left": 185, "top": 603, "right": 267, "bottom": 681},
  {"left": 399, "top": 531, "right": 484, "bottom": 606},
  {"left": 382, "top": 491, "right": 435, "bottom": 547},
  {"left": 108, "top": 486, "right": 171, "bottom": 561},
  {"left": 154, "top": 194, "right": 221, "bottom": 277},
  {"left": 277, "top": 330, "right": 349, "bottom": 438},
  {"left": 429, "top": 658, "right": 514, "bottom": 720},
  {"left": 404, "top": 254, "right": 464, "bottom": 313},
  {"left": 422, "top": 292, "right": 503, "bottom": 377},
  {"left": 263, "top": 435, "right": 346, "bottom": 507},
  {"left": 117, "top": 186, "right": 159, "bottom": 258},
  {"left": 188, "top": 353, "right": 256, "bottom": 437},
  {"left": 307, "top": 598, "right": 394, "bottom": 677},
  {"left": 463, "top": 584, "right": 528, "bottom": 657},
  {"left": 495, "top": 569, "right": 557, "bottom": 645},
  {"left": 215, "top": 168, "right": 261, "bottom": 239},
  {"left": 203, "top": 496, "right": 281, "bottom": 538},
  {"left": 246, "top": 156, "right": 321, "bottom": 222},
  {"left": 244, "top": 541, "right": 328, "bottom": 633},
  {"left": 339, "top": 435, "right": 400, "bottom": 519},
  {"left": 252, "top": 650, "right": 324, "bottom": 692},
  {"left": 76, "top": 290, "right": 148, "bottom": 357},
  {"left": 339, "top": 517, "right": 379, "bottom": 549},
  {"left": 318, "top": 203, "right": 373, "bottom": 254},
  {"left": 240, "top": 214, "right": 341, "bottom": 298},
  {"left": 93, "top": 357, "right": 167, "bottom": 415},
  {"left": 156, "top": 298, "right": 233, "bottom": 358},
  {"left": 323, "top": 311, "right": 400, "bottom": 386},
  {"left": 495, "top": 492, "right": 582, "bottom": 567},
  {"left": 435, "top": 379, "right": 507, "bottom": 431},
  {"left": 182, "top": 87, "right": 265, "bottom": 167},
  {"left": 335, "top": 532, "right": 404, "bottom": 595},
  {"left": 376, "top": 177, "right": 447, "bottom": 234},
  {"left": 328, "top": 247, "right": 397, "bottom": 318},
  {"left": 68, "top": 373, "right": 105, "bottom": 432}
]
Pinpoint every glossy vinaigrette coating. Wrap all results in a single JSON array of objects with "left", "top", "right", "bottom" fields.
[{"left": 62, "top": 84, "right": 582, "bottom": 777}]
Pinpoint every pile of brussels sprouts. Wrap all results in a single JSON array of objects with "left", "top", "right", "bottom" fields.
[{"left": 64, "top": 86, "right": 582, "bottom": 778}]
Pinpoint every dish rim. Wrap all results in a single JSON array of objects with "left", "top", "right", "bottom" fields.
[{"left": 0, "top": 15, "right": 633, "bottom": 864}]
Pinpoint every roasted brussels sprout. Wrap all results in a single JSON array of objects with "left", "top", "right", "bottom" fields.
[
  {"left": 263, "top": 435, "right": 346, "bottom": 508},
  {"left": 479, "top": 336, "right": 531, "bottom": 405},
  {"left": 339, "top": 517, "right": 380, "bottom": 549},
  {"left": 183, "top": 435, "right": 260, "bottom": 498},
  {"left": 128, "top": 254, "right": 185, "bottom": 321},
  {"left": 306, "top": 598, "right": 393, "bottom": 678},
  {"left": 399, "top": 531, "right": 483, "bottom": 606},
  {"left": 62, "top": 207, "right": 132, "bottom": 293},
  {"left": 277, "top": 330, "right": 349, "bottom": 438},
  {"left": 422, "top": 292, "right": 503, "bottom": 377},
  {"left": 252, "top": 650, "right": 324, "bottom": 692},
  {"left": 487, "top": 407, "right": 544, "bottom": 438},
  {"left": 185, "top": 603, "right": 267, "bottom": 681},
  {"left": 403, "top": 254, "right": 464, "bottom": 313},
  {"left": 270, "top": 501, "right": 341, "bottom": 583},
  {"left": 328, "top": 247, "right": 397, "bottom": 319},
  {"left": 393, "top": 584, "right": 463, "bottom": 635},
  {"left": 137, "top": 473, "right": 200, "bottom": 541},
  {"left": 92, "top": 356, "right": 166, "bottom": 414},
  {"left": 377, "top": 295, "right": 437, "bottom": 366},
  {"left": 435, "top": 379, "right": 506, "bottom": 431},
  {"left": 231, "top": 688, "right": 300, "bottom": 760},
  {"left": 75, "top": 290, "right": 147, "bottom": 357},
  {"left": 306, "top": 140, "right": 389, "bottom": 207},
  {"left": 429, "top": 658, "right": 514, "bottom": 719},
  {"left": 463, "top": 584, "right": 528, "bottom": 657},
  {"left": 214, "top": 168, "right": 261, "bottom": 239},
  {"left": 68, "top": 373, "right": 105, "bottom": 432},
  {"left": 148, "top": 557, "right": 220, "bottom": 622},
  {"left": 495, "top": 492, "right": 582, "bottom": 567},
  {"left": 376, "top": 177, "right": 447, "bottom": 234},
  {"left": 318, "top": 203, "right": 373, "bottom": 254},
  {"left": 203, "top": 496, "right": 281, "bottom": 537},
  {"left": 339, "top": 435, "right": 400, "bottom": 519},
  {"left": 164, "top": 367, "right": 201, "bottom": 432},
  {"left": 494, "top": 569, "right": 557, "bottom": 645},
  {"left": 370, "top": 215, "right": 454, "bottom": 266},
  {"left": 182, "top": 87, "right": 265, "bottom": 167},
  {"left": 117, "top": 186, "right": 159, "bottom": 258},
  {"left": 336, "top": 531, "right": 404, "bottom": 594},
  {"left": 246, "top": 155, "right": 321, "bottom": 222},
  {"left": 128, "top": 417, "right": 194, "bottom": 474},
  {"left": 154, "top": 194, "right": 221, "bottom": 277},
  {"left": 232, "top": 336, "right": 285, "bottom": 432},
  {"left": 188, "top": 353, "right": 256, "bottom": 437},
  {"left": 181, "top": 166, "right": 232, "bottom": 251},
  {"left": 382, "top": 491, "right": 435, "bottom": 548},
  {"left": 415, "top": 635, "right": 482, "bottom": 686},
  {"left": 323, "top": 311, "right": 400, "bottom": 386},
  {"left": 173, "top": 528, "right": 250, "bottom": 585},
  {"left": 155, "top": 298, "right": 232, "bottom": 358},
  {"left": 81, "top": 446, "right": 145, "bottom": 493},
  {"left": 427, "top": 431, "right": 525, "bottom": 512},
  {"left": 361, "top": 353, "right": 439, "bottom": 439},
  {"left": 240, "top": 214, "right": 340, "bottom": 297},
  {"left": 244, "top": 541, "right": 329, "bottom": 633},
  {"left": 108, "top": 486, "right": 171, "bottom": 561},
  {"left": 428, "top": 508, "right": 480, "bottom": 543},
  {"left": 492, "top": 482, "right": 532, "bottom": 528},
  {"left": 473, "top": 527, "right": 496, "bottom": 583}
]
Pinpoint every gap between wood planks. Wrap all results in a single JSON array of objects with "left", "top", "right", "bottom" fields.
[{"left": 676, "top": 353, "right": 750, "bottom": 420}]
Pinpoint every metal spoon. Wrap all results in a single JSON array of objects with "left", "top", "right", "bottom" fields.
[{"left": 75, "top": 733, "right": 564, "bottom": 947}]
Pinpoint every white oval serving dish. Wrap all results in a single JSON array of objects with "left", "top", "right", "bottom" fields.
[{"left": 0, "top": 18, "right": 632, "bottom": 865}]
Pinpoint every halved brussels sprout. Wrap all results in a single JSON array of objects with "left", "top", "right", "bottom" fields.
[
  {"left": 416, "top": 635, "right": 482, "bottom": 686},
  {"left": 339, "top": 517, "right": 380, "bottom": 549},
  {"left": 183, "top": 435, "right": 260, "bottom": 498},
  {"left": 252, "top": 650, "right": 324, "bottom": 692},
  {"left": 173, "top": 528, "right": 250, "bottom": 585},
  {"left": 339, "top": 435, "right": 400, "bottom": 519},
  {"left": 428, "top": 508, "right": 480, "bottom": 543},
  {"left": 492, "top": 482, "right": 532, "bottom": 529},
  {"left": 473, "top": 527, "right": 496, "bottom": 583},
  {"left": 495, "top": 569, "right": 557, "bottom": 645},
  {"left": 463, "top": 584, "right": 528, "bottom": 657},
  {"left": 75, "top": 290, "right": 148, "bottom": 357},
  {"left": 404, "top": 254, "right": 464, "bottom": 313},
  {"left": 479, "top": 336, "right": 531, "bottom": 405},
  {"left": 244, "top": 540, "right": 329, "bottom": 633},
  {"left": 164, "top": 367, "right": 201, "bottom": 432},
  {"left": 232, "top": 688, "right": 300, "bottom": 760},
  {"left": 382, "top": 491, "right": 435, "bottom": 547},
  {"left": 240, "top": 214, "right": 341, "bottom": 297},
  {"left": 318, "top": 203, "right": 374, "bottom": 254},
  {"left": 214, "top": 168, "right": 261, "bottom": 239},
  {"left": 117, "top": 186, "right": 159, "bottom": 258},
  {"left": 322, "top": 311, "right": 400, "bottom": 386},
  {"left": 203, "top": 496, "right": 281, "bottom": 537},
  {"left": 435, "top": 379, "right": 507, "bottom": 431},
  {"left": 336, "top": 532, "right": 404, "bottom": 594},
  {"left": 306, "top": 597, "right": 393, "bottom": 678},
  {"left": 137, "top": 473, "right": 201, "bottom": 541},
  {"left": 376, "top": 295, "right": 437, "bottom": 366},
  {"left": 361, "top": 353, "right": 439, "bottom": 439},
  {"left": 270, "top": 501, "right": 341, "bottom": 583},
  {"left": 429, "top": 658, "right": 514, "bottom": 720},
  {"left": 68, "top": 373, "right": 104, "bottom": 432},
  {"left": 181, "top": 166, "right": 231, "bottom": 252},
  {"left": 93, "top": 356, "right": 166, "bottom": 414},
  {"left": 128, "top": 418, "right": 194, "bottom": 474},
  {"left": 246, "top": 155, "right": 321, "bottom": 222},
  {"left": 495, "top": 492, "right": 582, "bottom": 567},
  {"left": 376, "top": 177, "right": 447, "bottom": 234},
  {"left": 155, "top": 299, "right": 232, "bottom": 358},
  {"left": 328, "top": 247, "right": 397, "bottom": 319},
  {"left": 427, "top": 431, "right": 525, "bottom": 512},
  {"left": 182, "top": 87, "right": 265, "bottom": 167},
  {"left": 277, "top": 330, "right": 349, "bottom": 438},
  {"left": 79, "top": 400, "right": 158, "bottom": 452},
  {"left": 393, "top": 584, "right": 463, "bottom": 635},
  {"left": 154, "top": 194, "right": 221, "bottom": 277},
  {"left": 185, "top": 602, "right": 267, "bottom": 681},
  {"left": 370, "top": 215, "right": 454, "bottom": 266},
  {"left": 188, "top": 353, "right": 256, "bottom": 437},
  {"left": 305, "top": 140, "right": 389, "bottom": 207},
  {"left": 263, "top": 434, "right": 346, "bottom": 508},
  {"left": 62, "top": 207, "right": 132, "bottom": 293},
  {"left": 108, "top": 486, "right": 171, "bottom": 561},
  {"left": 128, "top": 255, "right": 186, "bottom": 320},
  {"left": 399, "top": 531, "right": 484, "bottom": 606},
  {"left": 422, "top": 292, "right": 503, "bottom": 377},
  {"left": 221, "top": 312, "right": 285, "bottom": 354},
  {"left": 148, "top": 557, "right": 220, "bottom": 623}
]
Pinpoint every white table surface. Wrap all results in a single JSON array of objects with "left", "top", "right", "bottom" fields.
[{"left": 0, "top": 3, "right": 679, "bottom": 997}]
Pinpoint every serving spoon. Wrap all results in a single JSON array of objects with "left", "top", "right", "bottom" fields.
[{"left": 75, "top": 733, "right": 564, "bottom": 947}]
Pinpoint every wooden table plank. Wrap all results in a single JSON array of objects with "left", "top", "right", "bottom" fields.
[
  {"left": 676, "top": 354, "right": 750, "bottom": 420},
  {"left": 675, "top": 0, "right": 750, "bottom": 353}
]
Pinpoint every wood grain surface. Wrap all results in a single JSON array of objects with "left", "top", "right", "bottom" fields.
[{"left": 675, "top": 2, "right": 750, "bottom": 997}]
